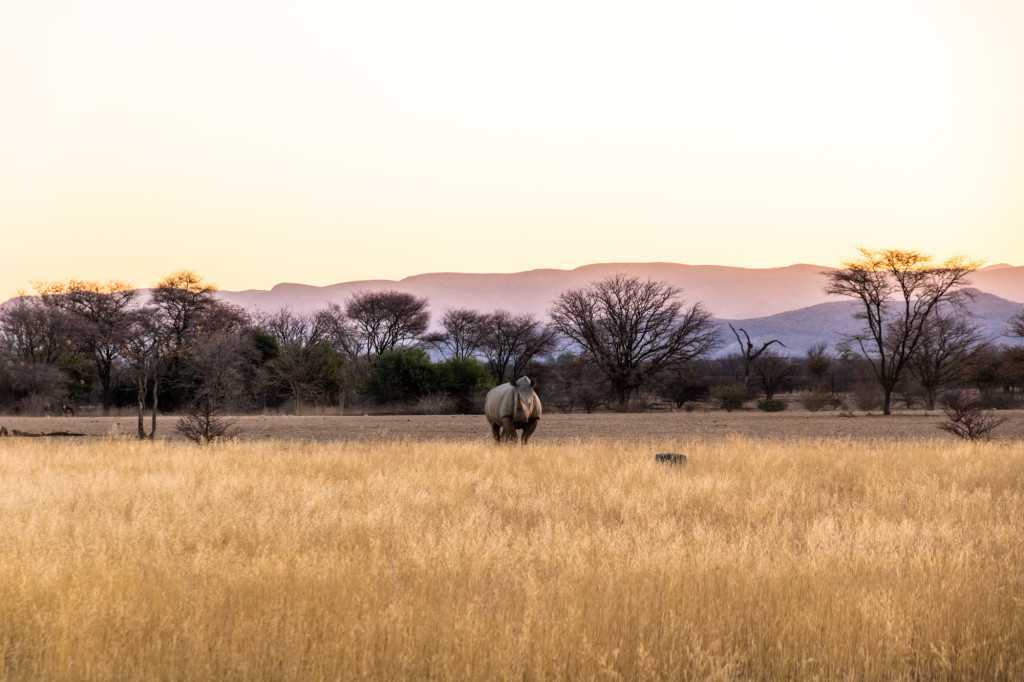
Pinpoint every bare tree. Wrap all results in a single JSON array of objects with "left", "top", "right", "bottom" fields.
[
  {"left": 728, "top": 324, "right": 784, "bottom": 388},
  {"left": 477, "top": 311, "right": 557, "bottom": 383},
  {"left": 825, "top": 249, "right": 977, "bottom": 415},
  {"left": 550, "top": 275, "right": 718, "bottom": 409},
  {"left": 37, "top": 280, "right": 137, "bottom": 413},
  {"left": 345, "top": 291, "right": 429, "bottom": 359},
  {"left": 426, "top": 308, "right": 487, "bottom": 361},
  {"left": 909, "top": 312, "right": 984, "bottom": 410}
]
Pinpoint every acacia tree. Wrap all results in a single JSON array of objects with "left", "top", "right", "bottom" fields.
[
  {"left": 825, "top": 249, "right": 977, "bottom": 415},
  {"left": 345, "top": 291, "right": 429, "bottom": 360},
  {"left": 908, "top": 312, "right": 984, "bottom": 410},
  {"left": 38, "top": 280, "right": 137, "bottom": 413},
  {"left": 0, "top": 297, "right": 74, "bottom": 366},
  {"left": 550, "top": 275, "right": 718, "bottom": 409},
  {"left": 150, "top": 271, "right": 220, "bottom": 367},
  {"left": 728, "top": 324, "right": 784, "bottom": 389},
  {"left": 477, "top": 311, "right": 557, "bottom": 383}
]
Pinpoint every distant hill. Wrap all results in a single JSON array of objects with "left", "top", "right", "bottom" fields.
[
  {"left": 716, "top": 290, "right": 1024, "bottom": 355},
  {"left": 213, "top": 262, "right": 1024, "bottom": 322},
  {"left": 215, "top": 263, "right": 835, "bottom": 319},
  {"left": 5, "top": 263, "right": 1022, "bottom": 348}
]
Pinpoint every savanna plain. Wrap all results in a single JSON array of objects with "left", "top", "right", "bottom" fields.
[{"left": 2, "top": 422, "right": 1023, "bottom": 680}]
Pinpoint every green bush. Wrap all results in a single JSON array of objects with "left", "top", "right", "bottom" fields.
[
  {"left": 757, "top": 398, "right": 787, "bottom": 412},
  {"left": 365, "top": 348, "right": 437, "bottom": 403},
  {"left": 712, "top": 383, "right": 748, "bottom": 412},
  {"left": 434, "top": 358, "right": 493, "bottom": 413}
]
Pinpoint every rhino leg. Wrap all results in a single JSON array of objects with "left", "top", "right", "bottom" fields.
[
  {"left": 490, "top": 421, "right": 501, "bottom": 443},
  {"left": 500, "top": 416, "right": 518, "bottom": 443},
  {"left": 521, "top": 418, "right": 539, "bottom": 445}
]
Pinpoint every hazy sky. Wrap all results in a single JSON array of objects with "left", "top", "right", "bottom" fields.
[{"left": 2, "top": 0, "right": 1022, "bottom": 298}]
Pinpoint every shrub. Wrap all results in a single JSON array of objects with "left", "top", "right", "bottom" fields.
[
  {"left": 434, "top": 358, "right": 492, "bottom": 413},
  {"left": 712, "top": 384, "right": 748, "bottom": 412},
  {"left": 175, "top": 411, "right": 237, "bottom": 445},
  {"left": 938, "top": 390, "right": 1007, "bottom": 441},
  {"left": 365, "top": 349, "right": 438, "bottom": 403},
  {"left": 757, "top": 398, "right": 787, "bottom": 412}
]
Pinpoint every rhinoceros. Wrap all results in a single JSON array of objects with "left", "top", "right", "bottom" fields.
[{"left": 485, "top": 376, "right": 542, "bottom": 444}]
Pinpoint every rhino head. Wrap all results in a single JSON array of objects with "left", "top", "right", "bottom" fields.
[{"left": 512, "top": 376, "right": 536, "bottom": 421}]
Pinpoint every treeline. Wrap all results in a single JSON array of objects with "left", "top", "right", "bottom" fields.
[{"left": 2, "top": 251, "right": 1024, "bottom": 438}]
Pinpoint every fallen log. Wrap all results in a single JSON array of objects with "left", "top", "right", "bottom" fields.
[{"left": 0, "top": 427, "right": 88, "bottom": 438}]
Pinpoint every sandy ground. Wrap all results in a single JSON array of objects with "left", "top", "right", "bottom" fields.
[{"left": 3, "top": 410, "right": 1024, "bottom": 442}]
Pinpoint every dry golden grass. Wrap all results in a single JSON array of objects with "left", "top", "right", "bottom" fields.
[{"left": 1, "top": 436, "right": 1022, "bottom": 680}]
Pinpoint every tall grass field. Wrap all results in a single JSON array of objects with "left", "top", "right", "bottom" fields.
[{"left": 1, "top": 437, "right": 1022, "bottom": 679}]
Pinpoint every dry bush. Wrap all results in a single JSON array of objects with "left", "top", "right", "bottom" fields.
[
  {"left": 175, "top": 411, "right": 237, "bottom": 444},
  {"left": 0, "top": 436, "right": 1022, "bottom": 680},
  {"left": 938, "top": 390, "right": 1007, "bottom": 441}
]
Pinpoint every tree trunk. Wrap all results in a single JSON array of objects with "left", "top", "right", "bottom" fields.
[
  {"left": 136, "top": 375, "right": 147, "bottom": 440},
  {"left": 100, "top": 364, "right": 114, "bottom": 415},
  {"left": 882, "top": 388, "right": 893, "bottom": 416},
  {"left": 149, "top": 373, "right": 159, "bottom": 439}
]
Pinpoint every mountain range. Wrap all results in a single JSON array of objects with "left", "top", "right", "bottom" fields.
[
  {"left": 717, "top": 289, "right": 1022, "bottom": 354},
  {"left": 216, "top": 262, "right": 1024, "bottom": 320},
  {"left": 5, "top": 263, "right": 1022, "bottom": 355},
  {"left": 212, "top": 262, "right": 1023, "bottom": 354}
]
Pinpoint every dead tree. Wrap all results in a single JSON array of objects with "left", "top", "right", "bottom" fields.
[
  {"left": 825, "top": 249, "right": 976, "bottom": 415},
  {"left": 550, "top": 275, "right": 718, "bottom": 409},
  {"left": 728, "top": 324, "right": 784, "bottom": 388}
]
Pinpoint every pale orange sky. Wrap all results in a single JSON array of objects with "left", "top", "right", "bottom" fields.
[{"left": 2, "top": 0, "right": 1022, "bottom": 298}]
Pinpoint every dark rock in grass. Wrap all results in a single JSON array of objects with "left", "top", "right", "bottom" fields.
[{"left": 655, "top": 453, "right": 687, "bottom": 466}]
